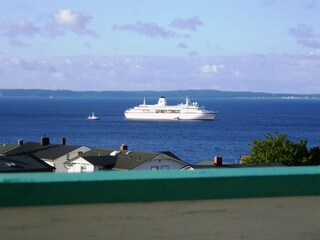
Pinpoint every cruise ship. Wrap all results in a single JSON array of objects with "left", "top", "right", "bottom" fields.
[{"left": 124, "top": 96, "right": 217, "bottom": 120}]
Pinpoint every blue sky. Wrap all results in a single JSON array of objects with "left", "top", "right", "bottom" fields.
[{"left": 1, "top": 0, "right": 320, "bottom": 93}]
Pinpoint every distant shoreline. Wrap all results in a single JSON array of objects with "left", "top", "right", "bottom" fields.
[{"left": 0, "top": 89, "right": 319, "bottom": 99}]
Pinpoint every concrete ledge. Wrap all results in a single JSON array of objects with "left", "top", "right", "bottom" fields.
[
  {"left": 1, "top": 167, "right": 320, "bottom": 207},
  {"left": 1, "top": 197, "right": 320, "bottom": 240}
]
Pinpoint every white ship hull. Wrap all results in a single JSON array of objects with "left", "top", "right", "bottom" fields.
[
  {"left": 124, "top": 112, "right": 215, "bottom": 120},
  {"left": 124, "top": 96, "right": 217, "bottom": 121}
]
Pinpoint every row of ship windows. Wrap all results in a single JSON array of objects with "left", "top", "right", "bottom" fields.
[{"left": 139, "top": 109, "right": 201, "bottom": 113}]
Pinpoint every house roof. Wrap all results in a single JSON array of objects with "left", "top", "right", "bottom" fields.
[
  {"left": 194, "top": 160, "right": 286, "bottom": 169},
  {"left": 4, "top": 142, "right": 83, "bottom": 160},
  {"left": 83, "top": 156, "right": 117, "bottom": 167},
  {"left": 0, "top": 144, "right": 19, "bottom": 155},
  {"left": 159, "top": 151, "right": 182, "bottom": 160},
  {"left": 0, "top": 154, "right": 55, "bottom": 173},
  {"left": 114, "top": 151, "right": 160, "bottom": 170},
  {"left": 81, "top": 148, "right": 116, "bottom": 157},
  {"left": 75, "top": 148, "right": 188, "bottom": 170},
  {"left": 65, "top": 149, "right": 117, "bottom": 167}
]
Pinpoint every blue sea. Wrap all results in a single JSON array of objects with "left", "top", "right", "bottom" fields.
[{"left": 0, "top": 97, "right": 319, "bottom": 164}]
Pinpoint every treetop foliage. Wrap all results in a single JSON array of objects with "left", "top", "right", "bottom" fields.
[{"left": 246, "top": 132, "right": 320, "bottom": 166}]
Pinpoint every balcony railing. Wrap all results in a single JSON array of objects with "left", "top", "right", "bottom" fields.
[{"left": 1, "top": 166, "right": 320, "bottom": 207}]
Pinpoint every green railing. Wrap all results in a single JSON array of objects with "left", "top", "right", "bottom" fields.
[{"left": 1, "top": 166, "right": 320, "bottom": 207}]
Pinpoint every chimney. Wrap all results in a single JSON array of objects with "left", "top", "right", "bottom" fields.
[
  {"left": 61, "top": 137, "right": 66, "bottom": 145},
  {"left": 213, "top": 156, "right": 222, "bottom": 166},
  {"left": 18, "top": 138, "right": 23, "bottom": 145},
  {"left": 120, "top": 144, "right": 128, "bottom": 151},
  {"left": 40, "top": 136, "right": 50, "bottom": 146}
]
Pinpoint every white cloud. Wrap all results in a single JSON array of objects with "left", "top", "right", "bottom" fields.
[
  {"left": 112, "top": 21, "right": 177, "bottom": 39},
  {"left": 6, "top": 57, "right": 21, "bottom": 65},
  {"left": 9, "top": 39, "right": 29, "bottom": 47},
  {"left": 177, "top": 42, "right": 188, "bottom": 49},
  {"left": 233, "top": 70, "right": 245, "bottom": 78},
  {"left": 201, "top": 64, "right": 225, "bottom": 74},
  {"left": 309, "top": 49, "right": 320, "bottom": 56},
  {"left": 65, "top": 58, "right": 72, "bottom": 66},
  {"left": 52, "top": 72, "right": 63, "bottom": 79},
  {"left": 170, "top": 17, "right": 203, "bottom": 31},
  {"left": 46, "top": 9, "right": 99, "bottom": 37},
  {"left": 0, "top": 8, "right": 98, "bottom": 47},
  {"left": 189, "top": 51, "right": 199, "bottom": 56},
  {"left": 54, "top": 9, "right": 78, "bottom": 26},
  {"left": 1, "top": 55, "right": 320, "bottom": 93},
  {"left": 0, "top": 19, "right": 40, "bottom": 38},
  {"left": 83, "top": 42, "right": 91, "bottom": 49},
  {"left": 289, "top": 24, "right": 320, "bottom": 49}
]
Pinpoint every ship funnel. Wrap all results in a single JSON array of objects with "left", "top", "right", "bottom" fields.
[
  {"left": 157, "top": 96, "right": 167, "bottom": 106},
  {"left": 185, "top": 96, "right": 190, "bottom": 106}
]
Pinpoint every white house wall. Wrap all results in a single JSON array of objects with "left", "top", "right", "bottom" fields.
[
  {"left": 67, "top": 157, "right": 95, "bottom": 173},
  {"left": 134, "top": 155, "right": 186, "bottom": 170},
  {"left": 43, "top": 159, "right": 54, "bottom": 167},
  {"left": 53, "top": 146, "right": 91, "bottom": 172}
]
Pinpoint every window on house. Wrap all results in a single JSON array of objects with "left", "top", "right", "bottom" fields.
[
  {"left": 161, "top": 165, "right": 169, "bottom": 170},
  {"left": 80, "top": 165, "right": 86, "bottom": 172},
  {"left": 151, "top": 166, "right": 159, "bottom": 170}
]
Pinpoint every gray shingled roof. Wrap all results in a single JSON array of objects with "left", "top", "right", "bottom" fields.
[
  {"left": 0, "top": 155, "right": 55, "bottom": 173},
  {"left": 114, "top": 151, "right": 160, "bottom": 170},
  {"left": 4, "top": 142, "right": 83, "bottom": 160},
  {"left": 73, "top": 155, "right": 117, "bottom": 169},
  {"left": 65, "top": 149, "right": 117, "bottom": 167},
  {"left": 194, "top": 160, "right": 286, "bottom": 169},
  {"left": 159, "top": 151, "right": 181, "bottom": 160},
  {"left": 81, "top": 148, "right": 116, "bottom": 157},
  {"left": 79, "top": 148, "right": 187, "bottom": 170},
  {"left": 82, "top": 148, "right": 161, "bottom": 170},
  {"left": 0, "top": 144, "right": 19, "bottom": 155}
]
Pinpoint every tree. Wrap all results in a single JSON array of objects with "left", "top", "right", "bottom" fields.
[
  {"left": 309, "top": 147, "right": 320, "bottom": 165},
  {"left": 246, "top": 132, "right": 311, "bottom": 166}
]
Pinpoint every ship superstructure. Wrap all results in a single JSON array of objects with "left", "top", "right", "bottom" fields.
[{"left": 124, "top": 96, "right": 217, "bottom": 120}]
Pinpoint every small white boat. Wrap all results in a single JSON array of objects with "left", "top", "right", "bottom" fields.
[{"left": 87, "top": 112, "right": 100, "bottom": 120}]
